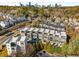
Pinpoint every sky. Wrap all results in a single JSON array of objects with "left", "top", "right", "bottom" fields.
[{"left": 0, "top": 0, "right": 79, "bottom": 6}]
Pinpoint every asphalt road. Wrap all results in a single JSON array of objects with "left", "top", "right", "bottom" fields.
[{"left": 0, "top": 33, "right": 13, "bottom": 45}]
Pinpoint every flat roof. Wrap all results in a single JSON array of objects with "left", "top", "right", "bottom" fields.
[
  {"left": 20, "top": 36, "right": 26, "bottom": 41},
  {"left": 55, "top": 30, "right": 61, "bottom": 35},
  {"left": 12, "top": 36, "right": 19, "bottom": 42},
  {"left": 60, "top": 32, "right": 66, "bottom": 36},
  {"left": 19, "top": 27, "right": 29, "bottom": 32},
  {"left": 28, "top": 28, "right": 34, "bottom": 32},
  {"left": 44, "top": 29, "right": 50, "bottom": 33},
  {"left": 39, "top": 28, "right": 44, "bottom": 32},
  {"left": 33, "top": 28, "right": 39, "bottom": 32},
  {"left": 49, "top": 30, "right": 54, "bottom": 34}
]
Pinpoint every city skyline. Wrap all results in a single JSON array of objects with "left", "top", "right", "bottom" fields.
[{"left": 0, "top": 0, "right": 79, "bottom": 6}]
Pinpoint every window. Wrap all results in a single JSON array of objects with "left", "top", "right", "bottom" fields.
[
  {"left": 33, "top": 35, "right": 37, "bottom": 38},
  {"left": 44, "top": 36, "right": 47, "bottom": 39},
  {"left": 11, "top": 48, "right": 15, "bottom": 50},
  {"left": 49, "top": 34, "right": 53, "bottom": 36},
  {"left": 43, "top": 40, "right": 46, "bottom": 42},
  {"left": 44, "top": 33, "right": 47, "bottom": 35},
  {"left": 49, "top": 37, "right": 53, "bottom": 41},
  {"left": 55, "top": 35, "right": 59, "bottom": 38},
  {"left": 44, "top": 33, "right": 48, "bottom": 37},
  {"left": 61, "top": 36, "right": 65, "bottom": 39},
  {"left": 27, "top": 31, "right": 30, "bottom": 33},
  {"left": 33, "top": 32, "right": 36, "bottom": 33},
  {"left": 21, "top": 42, "right": 24, "bottom": 45},
  {"left": 38, "top": 53, "right": 42, "bottom": 56},
  {"left": 39, "top": 32, "right": 42, "bottom": 34}
]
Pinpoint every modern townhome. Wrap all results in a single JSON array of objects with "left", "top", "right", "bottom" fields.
[
  {"left": 32, "top": 28, "right": 39, "bottom": 40},
  {"left": 0, "top": 21, "right": 6, "bottom": 28},
  {"left": 57, "top": 31, "right": 67, "bottom": 47},
  {"left": 60, "top": 31, "right": 67, "bottom": 42},
  {"left": 6, "top": 38, "right": 12, "bottom": 56},
  {"left": 20, "top": 35, "right": 27, "bottom": 54},
  {"left": 49, "top": 30, "right": 55, "bottom": 45},
  {"left": 38, "top": 28, "right": 44, "bottom": 40},
  {"left": 43, "top": 29, "right": 50, "bottom": 44},
  {"left": 53, "top": 30, "right": 61, "bottom": 46},
  {"left": 0, "top": 20, "right": 10, "bottom": 29},
  {"left": 26, "top": 28, "right": 34, "bottom": 41},
  {"left": 18, "top": 27, "right": 29, "bottom": 35},
  {"left": 16, "top": 34, "right": 21, "bottom": 51},
  {"left": 0, "top": 15, "right": 28, "bottom": 29},
  {"left": 19, "top": 26, "right": 67, "bottom": 46}
]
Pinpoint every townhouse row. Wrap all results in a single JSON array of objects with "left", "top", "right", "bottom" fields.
[
  {"left": 5, "top": 27, "right": 67, "bottom": 56},
  {"left": 19, "top": 27, "right": 67, "bottom": 47},
  {"left": 0, "top": 16, "right": 28, "bottom": 29}
]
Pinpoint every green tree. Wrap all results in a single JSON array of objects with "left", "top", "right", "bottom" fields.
[
  {"left": 62, "top": 44, "right": 68, "bottom": 56},
  {"left": 39, "top": 8, "right": 44, "bottom": 18},
  {"left": 44, "top": 43, "right": 54, "bottom": 54},
  {"left": 68, "top": 39, "right": 79, "bottom": 55}
]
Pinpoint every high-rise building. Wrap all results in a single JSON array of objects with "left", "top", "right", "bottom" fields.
[{"left": 29, "top": 2, "right": 31, "bottom": 6}]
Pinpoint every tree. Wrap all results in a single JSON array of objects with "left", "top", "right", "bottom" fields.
[
  {"left": 62, "top": 44, "right": 69, "bottom": 56},
  {"left": 16, "top": 52, "right": 24, "bottom": 57},
  {"left": 25, "top": 44, "right": 35, "bottom": 57},
  {"left": 0, "top": 46, "right": 8, "bottom": 57},
  {"left": 68, "top": 39, "right": 79, "bottom": 55},
  {"left": 39, "top": 8, "right": 44, "bottom": 18},
  {"left": 44, "top": 43, "right": 54, "bottom": 54},
  {"left": 33, "top": 39, "right": 44, "bottom": 53}
]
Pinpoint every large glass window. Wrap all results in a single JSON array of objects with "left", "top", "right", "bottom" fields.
[
  {"left": 39, "top": 32, "right": 42, "bottom": 34},
  {"left": 61, "top": 36, "right": 65, "bottom": 39},
  {"left": 55, "top": 35, "right": 59, "bottom": 38},
  {"left": 43, "top": 40, "right": 46, "bottom": 42},
  {"left": 21, "top": 42, "right": 24, "bottom": 45},
  {"left": 11, "top": 48, "right": 15, "bottom": 50},
  {"left": 49, "top": 37, "right": 53, "bottom": 41},
  {"left": 44, "top": 33, "right": 48, "bottom": 36}
]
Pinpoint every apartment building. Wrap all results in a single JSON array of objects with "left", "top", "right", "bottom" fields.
[
  {"left": 6, "top": 34, "right": 28, "bottom": 56},
  {"left": 6, "top": 36, "right": 18, "bottom": 56},
  {"left": 6, "top": 38, "right": 12, "bottom": 56}
]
